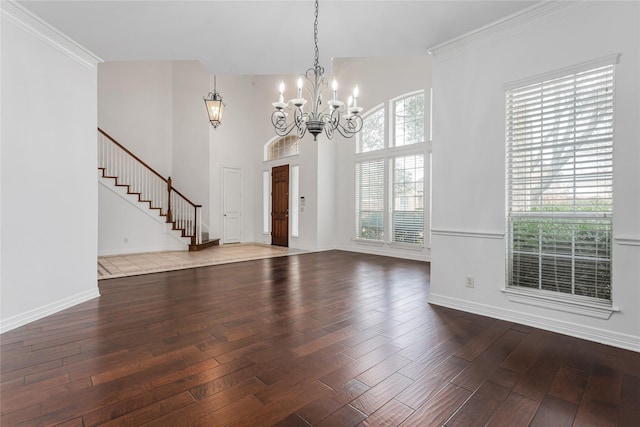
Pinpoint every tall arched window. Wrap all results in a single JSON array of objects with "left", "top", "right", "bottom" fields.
[{"left": 354, "top": 90, "right": 426, "bottom": 246}]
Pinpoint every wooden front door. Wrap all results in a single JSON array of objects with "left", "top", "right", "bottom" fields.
[{"left": 271, "top": 165, "right": 289, "bottom": 247}]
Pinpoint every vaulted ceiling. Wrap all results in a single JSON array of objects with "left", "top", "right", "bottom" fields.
[{"left": 19, "top": 0, "right": 540, "bottom": 75}]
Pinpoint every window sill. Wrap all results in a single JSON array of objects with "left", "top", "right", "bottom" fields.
[
  {"left": 502, "top": 287, "right": 619, "bottom": 320},
  {"left": 353, "top": 238, "right": 385, "bottom": 247},
  {"left": 388, "top": 242, "right": 425, "bottom": 251}
]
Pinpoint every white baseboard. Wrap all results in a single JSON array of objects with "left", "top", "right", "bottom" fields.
[
  {"left": 337, "top": 243, "right": 430, "bottom": 262},
  {"left": 290, "top": 243, "right": 337, "bottom": 252},
  {"left": 428, "top": 293, "right": 640, "bottom": 353},
  {"left": 0, "top": 288, "right": 101, "bottom": 334},
  {"left": 98, "top": 243, "right": 187, "bottom": 257}
]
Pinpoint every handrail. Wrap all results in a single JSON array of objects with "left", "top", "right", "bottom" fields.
[
  {"left": 97, "top": 128, "right": 202, "bottom": 245},
  {"left": 98, "top": 128, "right": 166, "bottom": 183},
  {"left": 98, "top": 128, "right": 200, "bottom": 210}
]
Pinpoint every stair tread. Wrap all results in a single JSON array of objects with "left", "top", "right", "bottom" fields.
[{"left": 98, "top": 164, "right": 202, "bottom": 250}]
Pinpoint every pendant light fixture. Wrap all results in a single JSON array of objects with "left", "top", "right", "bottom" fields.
[
  {"left": 271, "top": 0, "right": 363, "bottom": 141},
  {"left": 204, "top": 76, "right": 225, "bottom": 128}
]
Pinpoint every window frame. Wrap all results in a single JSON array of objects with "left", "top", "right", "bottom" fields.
[
  {"left": 392, "top": 90, "right": 426, "bottom": 148},
  {"left": 264, "top": 135, "right": 300, "bottom": 161},
  {"left": 503, "top": 55, "right": 620, "bottom": 318},
  {"left": 354, "top": 90, "right": 427, "bottom": 249}
]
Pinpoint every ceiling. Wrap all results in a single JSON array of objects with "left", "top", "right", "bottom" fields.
[{"left": 18, "top": 0, "right": 540, "bottom": 75}]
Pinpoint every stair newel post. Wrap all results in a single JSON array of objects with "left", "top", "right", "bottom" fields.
[
  {"left": 192, "top": 205, "right": 198, "bottom": 246},
  {"left": 167, "top": 177, "right": 173, "bottom": 224}
]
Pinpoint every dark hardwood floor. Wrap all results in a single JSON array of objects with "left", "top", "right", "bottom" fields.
[{"left": 1, "top": 251, "right": 639, "bottom": 426}]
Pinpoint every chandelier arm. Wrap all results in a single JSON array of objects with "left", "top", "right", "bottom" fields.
[
  {"left": 324, "top": 121, "right": 334, "bottom": 140},
  {"left": 334, "top": 115, "right": 364, "bottom": 139},
  {"left": 294, "top": 108, "right": 308, "bottom": 139},
  {"left": 271, "top": 111, "right": 297, "bottom": 137}
]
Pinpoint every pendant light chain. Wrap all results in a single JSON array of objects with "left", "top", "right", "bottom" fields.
[{"left": 313, "top": 0, "right": 319, "bottom": 70}]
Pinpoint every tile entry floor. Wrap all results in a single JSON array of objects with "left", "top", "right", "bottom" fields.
[{"left": 98, "top": 243, "right": 303, "bottom": 279}]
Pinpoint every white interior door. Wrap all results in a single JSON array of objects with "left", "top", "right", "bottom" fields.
[{"left": 223, "top": 167, "right": 242, "bottom": 243}]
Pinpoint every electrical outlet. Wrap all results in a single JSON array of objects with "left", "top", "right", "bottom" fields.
[{"left": 465, "top": 275, "right": 474, "bottom": 288}]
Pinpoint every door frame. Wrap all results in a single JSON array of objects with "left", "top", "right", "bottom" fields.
[
  {"left": 271, "top": 164, "right": 289, "bottom": 247},
  {"left": 221, "top": 166, "right": 242, "bottom": 244}
]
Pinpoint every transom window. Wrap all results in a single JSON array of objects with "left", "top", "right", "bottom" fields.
[
  {"left": 266, "top": 135, "right": 299, "bottom": 161},
  {"left": 506, "top": 61, "right": 614, "bottom": 303}
]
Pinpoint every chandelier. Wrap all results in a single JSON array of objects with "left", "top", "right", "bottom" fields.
[
  {"left": 204, "top": 76, "right": 225, "bottom": 128},
  {"left": 271, "top": 0, "right": 363, "bottom": 141}
]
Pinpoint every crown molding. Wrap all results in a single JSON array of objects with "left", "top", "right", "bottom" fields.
[
  {"left": 1, "top": 0, "right": 102, "bottom": 70},
  {"left": 427, "top": 1, "right": 590, "bottom": 61}
]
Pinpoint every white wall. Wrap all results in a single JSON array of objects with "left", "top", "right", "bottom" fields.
[
  {"left": 98, "top": 60, "right": 211, "bottom": 253},
  {"left": 429, "top": 1, "right": 640, "bottom": 351},
  {"left": 1, "top": 2, "right": 100, "bottom": 331},
  {"left": 317, "top": 135, "right": 336, "bottom": 250},
  {"left": 334, "top": 56, "right": 432, "bottom": 261},
  {"left": 208, "top": 75, "right": 265, "bottom": 245},
  {"left": 98, "top": 61, "right": 174, "bottom": 177},
  {"left": 292, "top": 129, "right": 320, "bottom": 251},
  {"left": 172, "top": 61, "right": 210, "bottom": 227}
]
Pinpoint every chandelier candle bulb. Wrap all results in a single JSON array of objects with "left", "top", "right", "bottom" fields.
[
  {"left": 353, "top": 86, "right": 359, "bottom": 108},
  {"left": 278, "top": 82, "right": 285, "bottom": 103},
  {"left": 332, "top": 80, "right": 338, "bottom": 102},
  {"left": 297, "top": 78, "right": 303, "bottom": 99}
]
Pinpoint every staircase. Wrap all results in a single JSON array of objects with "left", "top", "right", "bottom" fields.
[{"left": 98, "top": 128, "right": 218, "bottom": 251}]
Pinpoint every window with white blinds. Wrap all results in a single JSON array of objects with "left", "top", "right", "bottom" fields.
[
  {"left": 356, "top": 160, "right": 385, "bottom": 241},
  {"left": 354, "top": 91, "right": 426, "bottom": 246},
  {"left": 506, "top": 63, "right": 614, "bottom": 302},
  {"left": 291, "top": 165, "right": 299, "bottom": 237},
  {"left": 392, "top": 154, "right": 424, "bottom": 244}
]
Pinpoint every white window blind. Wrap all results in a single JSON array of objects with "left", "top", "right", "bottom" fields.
[
  {"left": 391, "top": 154, "right": 424, "bottom": 245},
  {"left": 356, "top": 160, "right": 385, "bottom": 241},
  {"left": 394, "top": 93, "right": 424, "bottom": 147},
  {"left": 358, "top": 107, "right": 385, "bottom": 153},
  {"left": 262, "top": 171, "right": 270, "bottom": 234},
  {"left": 291, "top": 165, "right": 299, "bottom": 237},
  {"left": 506, "top": 64, "right": 614, "bottom": 302}
]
